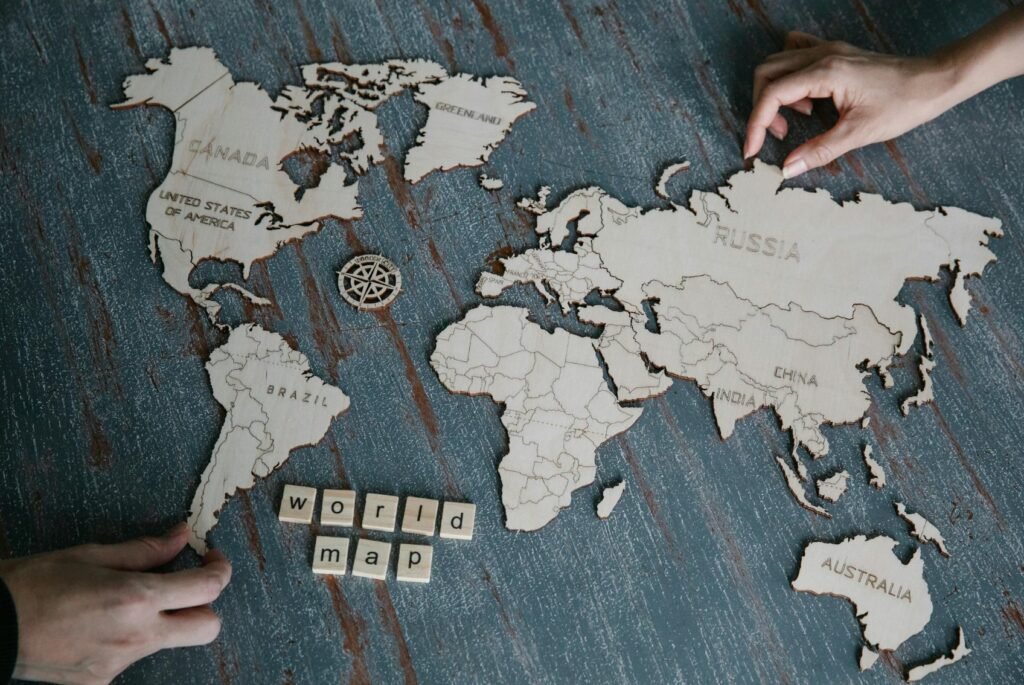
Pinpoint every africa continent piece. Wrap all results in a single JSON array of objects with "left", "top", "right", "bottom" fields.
[
  {"left": 338, "top": 254, "right": 402, "bottom": 311},
  {"left": 186, "top": 324, "right": 349, "bottom": 554}
]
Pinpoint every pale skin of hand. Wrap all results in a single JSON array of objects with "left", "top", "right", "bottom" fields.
[
  {"left": 746, "top": 6, "right": 1024, "bottom": 178},
  {"left": 0, "top": 523, "right": 231, "bottom": 685}
]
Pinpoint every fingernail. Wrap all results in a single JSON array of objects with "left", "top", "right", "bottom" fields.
[
  {"left": 165, "top": 522, "right": 188, "bottom": 537},
  {"left": 782, "top": 159, "right": 807, "bottom": 179},
  {"left": 742, "top": 140, "right": 752, "bottom": 159},
  {"left": 796, "top": 102, "right": 813, "bottom": 115},
  {"left": 768, "top": 126, "right": 784, "bottom": 141}
]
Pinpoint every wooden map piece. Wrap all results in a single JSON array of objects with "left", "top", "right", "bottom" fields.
[
  {"left": 186, "top": 324, "right": 349, "bottom": 554},
  {"left": 114, "top": 47, "right": 531, "bottom": 326},
  {"left": 906, "top": 627, "right": 970, "bottom": 681},
  {"left": 433, "top": 160, "right": 1001, "bottom": 529},
  {"left": 596, "top": 480, "right": 626, "bottom": 520},
  {"left": 516, "top": 186, "right": 552, "bottom": 215},
  {"left": 776, "top": 456, "right": 830, "bottom": 518},
  {"left": 404, "top": 74, "right": 536, "bottom": 183},
  {"left": 859, "top": 646, "right": 879, "bottom": 671},
  {"left": 895, "top": 502, "right": 951, "bottom": 557},
  {"left": 815, "top": 470, "right": 850, "bottom": 503},
  {"left": 792, "top": 535, "right": 933, "bottom": 652},
  {"left": 431, "top": 306, "right": 642, "bottom": 531},
  {"left": 902, "top": 315, "right": 936, "bottom": 415},
  {"left": 479, "top": 173, "right": 505, "bottom": 190},
  {"left": 654, "top": 159, "right": 691, "bottom": 202},
  {"left": 863, "top": 444, "right": 887, "bottom": 489}
]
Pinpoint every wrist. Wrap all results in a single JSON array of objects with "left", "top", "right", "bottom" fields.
[{"left": 917, "top": 51, "right": 969, "bottom": 116}]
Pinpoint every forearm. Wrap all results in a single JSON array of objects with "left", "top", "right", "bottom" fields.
[{"left": 936, "top": 5, "right": 1024, "bottom": 107}]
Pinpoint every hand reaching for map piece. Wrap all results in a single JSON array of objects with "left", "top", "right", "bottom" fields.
[
  {"left": 746, "top": 6, "right": 1024, "bottom": 177},
  {"left": 0, "top": 523, "right": 230, "bottom": 685}
]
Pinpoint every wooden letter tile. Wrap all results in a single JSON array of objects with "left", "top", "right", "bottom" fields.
[
  {"left": 362, "top": 493, "right": 400, "bottom": 532},
  {"left": 401, "top": 497, "right": 439, "bottom": 536},
  {"left": 439, "top": 501, "right": 476, "bottom": 540},
  {"left": 396, "top": 543, "right": 433, "bottom": 583},
  {"left": 278, "top": 484, "right": 317, "bottom": 524},
  {"left": 352, "top": 538, "right": 391, "bottom": 580},
  {"left": 312, "top": 536, "right": 349, "bottom": 575},
  {"left": 321, "top": 489, "right": 356, "bottom": 527}
]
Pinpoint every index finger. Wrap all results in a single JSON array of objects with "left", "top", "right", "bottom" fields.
[{"left": 744, "top": 65, "right": 837, "bottom": 159}]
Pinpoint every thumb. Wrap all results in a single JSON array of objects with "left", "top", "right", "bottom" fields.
[
  {"left": 782, "top": 117, "right": 862, "bottom": 178},
  {"left": 69, "top": 522, "right": 190, "bottom": 571}
]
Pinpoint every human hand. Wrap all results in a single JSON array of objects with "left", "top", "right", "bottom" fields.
[
  {"left": 0, "top": 523, "right": 231, "bottom": 685},
  {"left": 745, "top": 31, "right": 957, "bottom": 178}
]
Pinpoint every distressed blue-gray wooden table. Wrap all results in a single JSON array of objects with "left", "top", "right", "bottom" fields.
[{"left": 2, "top": 1, "right": 1024, "bottom": 683}]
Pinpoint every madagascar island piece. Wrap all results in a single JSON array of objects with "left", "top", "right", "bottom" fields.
[{"left": 596, "top": 481, "right": 626, "bottom": 520}]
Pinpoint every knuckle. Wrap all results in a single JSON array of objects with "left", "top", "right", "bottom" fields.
[
  {"left": 200, "top": 574, "right": 224, "bottom": 598},
  {"left": 818, "top": 55, "right": 846, "bottom": 72}
]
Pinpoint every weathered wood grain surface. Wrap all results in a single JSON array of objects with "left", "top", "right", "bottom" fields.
[{"left": 2, "top": 1, "right": 1023, "bottom": 683}]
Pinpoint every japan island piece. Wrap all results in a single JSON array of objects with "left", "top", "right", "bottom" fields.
[
  {"left": 862, "top": 444, "right": 887, "bottom": 489},
  {"left": 401, "top": 497, "right": 439, "bottom": 536},
  {"left": 439, "top": 502, "right": 476, "bottom": 540},
  {"left": 312, "top": 536, "right": 350, "bottom": 576},
  {"left": 396, "top": 544, "right": 433, "bottom": 583},
  {"left": 337, "top": 254, "right": 402, "bottom": 311},
  {"left": 363, "top": 494, "right": 400, "bottom": 532},
  {"left": 321, "top": 489, "right": 357, "bottom": 527},
  {"left": 113, "top": 47, "right": 533, "bottom": 327},
  {"left": 432, "top": 160, "right": 1000, "bottom": 531},
  {"left": 792, "top": 535, "right": 933, "bottom": 654},
  {"left": 278, "top": 484, "right": 318, "bottom": 524},
  {"left": 186, "top": 325, "right": 348, "bottom": 553},
  {"left": 352, "top": 538, "right": 392, "bottom": 580}
]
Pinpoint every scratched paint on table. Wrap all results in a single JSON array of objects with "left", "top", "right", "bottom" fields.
[{"left": 2, "top": 1, "right": 1024, "bottom": 684}]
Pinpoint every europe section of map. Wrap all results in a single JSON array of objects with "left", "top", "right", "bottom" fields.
[
  {"left": 115, "top": 47, "right": 534, "bottom": 552},
  {"left": 431, "top": 161, "right": 1002, "bottom": 531}
]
